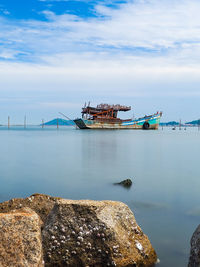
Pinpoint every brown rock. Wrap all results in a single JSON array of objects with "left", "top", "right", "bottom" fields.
[
  {"left": 0, "top": 193, "right": 61, "bottom": 224},
  {"left": 42, "top": 199, "right": 157, "bottom": 267},
  {"left": 188, "top": 224, "right": 200, "bottom": 267},
  {"left": 0, "top": 207, "right": 43, "bottom": 267}
]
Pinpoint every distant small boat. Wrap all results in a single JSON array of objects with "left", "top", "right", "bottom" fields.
[{"left": 74, "top": 103, "right": 162, "bottom": 130}]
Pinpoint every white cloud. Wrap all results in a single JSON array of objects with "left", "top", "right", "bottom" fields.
[
  {"left": 0, "top": 0, "right": 200, "bottom": 64},
  {"left": 0, "top": 0, "right": 200, "bottom": 121},
  {"left": 0, "top": 50, "right": 17, "bottom": 59},
  {"left": 0, "top": 56, "right": 200, "bottom": 121},
  {"left": 0, "top": 8, "right": 10, "bottom": 15},
  {"left": 0, "top": 56, "right": 200, "bottom": 96}
]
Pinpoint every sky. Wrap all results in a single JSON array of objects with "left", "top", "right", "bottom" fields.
[{"left": 0, "top": 0, "right": 200, "bottom": 123}]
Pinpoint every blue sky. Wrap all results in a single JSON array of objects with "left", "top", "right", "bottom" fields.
[
  {"left": 0, "top": 0, "right": 200, "bottom": 123},
  {"left": 0, "top": 0, "right": 127, "bottom": 20}
]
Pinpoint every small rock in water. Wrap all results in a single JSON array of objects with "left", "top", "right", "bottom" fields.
[{"left": 114, "top": 179, "right": 132, "bottom": 188}]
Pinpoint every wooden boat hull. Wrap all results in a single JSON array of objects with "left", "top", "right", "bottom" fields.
[{"left": 74, "top": 113, "right": 161, "bottom": 130}]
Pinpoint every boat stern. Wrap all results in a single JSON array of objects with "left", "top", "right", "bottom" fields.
[{"left": 74, "top": 118, "right": 89, "bottom": 129}]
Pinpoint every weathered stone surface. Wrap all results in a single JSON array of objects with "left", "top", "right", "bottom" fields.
[
  {"left": 42, "top": 199, "right": 157, "bottom": 267},
  {"left": 0, "top": 207, "right": 43, "bottom": 267},
  {"left": 0, "top": 193, "right": 61, "bottom": 224},
  {"left": 188, "top": 224, "right": 200, "bottom": 267}
]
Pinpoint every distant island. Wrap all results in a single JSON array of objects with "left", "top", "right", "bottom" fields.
[
  {"left": 185, "top": 119, "right": 200, "bottom": 126},
  {"left": 42, "top": 118, "right": 75, "bottom": 126},
  {"left": 160, "top": 119, "right": 200, "bottom": 126},
  {"left": 160, "top": 121, "right": 179, "bottom": 126}
]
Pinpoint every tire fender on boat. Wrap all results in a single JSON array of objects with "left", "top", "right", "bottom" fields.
[{"left": 143, "top": 121, "right": 150, "bottom": 130}]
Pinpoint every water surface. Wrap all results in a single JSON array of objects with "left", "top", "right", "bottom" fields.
[{"left": 0, "top": 126, "right": 199, "bottom": 267}]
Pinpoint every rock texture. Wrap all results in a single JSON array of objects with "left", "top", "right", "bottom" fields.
[
  {"left": 0, "top": 193, "right": 61, "bottom": 224},
  {"left": 189, "top": 224, "right": 200, "bottom": 267},
  {"left": 0, "top": 207, "right": 43, "bottom": 267},
  {"left": 0, "top": 195, "right": 157, "bottom": 267},
  {"left": 42, "top": 199, "right": 157, "bottom": 267}
]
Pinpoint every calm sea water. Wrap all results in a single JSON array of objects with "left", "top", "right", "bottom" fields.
[{"left": 0, "top": 126, "right": 200, "bottom": 266}]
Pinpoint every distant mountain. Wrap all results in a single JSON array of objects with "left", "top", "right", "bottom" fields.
[
  {"left": 42, "top": 118, "right": 75, "bottom": 126},
  {"left": 186, "top": 120, "right": 200, "bottom": 125},
  {"left": 160, "top": 121, "right": 179, "bottom": 126}
]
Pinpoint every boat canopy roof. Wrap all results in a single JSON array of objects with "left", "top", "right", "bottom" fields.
[{"left": 82, "top": 103, "right": 131, "bottom": 115}]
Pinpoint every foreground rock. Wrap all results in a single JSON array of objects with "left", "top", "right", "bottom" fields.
[
  {"left": 188, "top": 224, "right": 200, "bottom": 267},
  {"left": 0, "top": 193, "right": 61, "bottom": 224},
  {"left": 0, "top": 208, "right": 43, "bottom": 267},
  {"left": 42, "top": 199, "right": 157, "bottom": 267}
]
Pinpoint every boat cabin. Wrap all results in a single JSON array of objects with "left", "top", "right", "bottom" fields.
[{"left": 82, "top": 103, "right": 131, "bottom": 121}]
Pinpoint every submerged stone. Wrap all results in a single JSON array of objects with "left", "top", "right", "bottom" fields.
[{"left": 114, "top": 179, "right": 133, "bottom": 188}]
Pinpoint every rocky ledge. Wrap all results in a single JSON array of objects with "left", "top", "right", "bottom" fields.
[
  {"left": 0, "top": 194, "right": 157, "bottom": 267},
  {"left": 188, "top": 224, "right": 200, "bottom": 267}
]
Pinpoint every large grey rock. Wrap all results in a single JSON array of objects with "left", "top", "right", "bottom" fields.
[
  {"left": 42, "top": 199, "right": 157, "bottom": 267},
  {"left": 0, "top": 207, "right": 43, "bottom": 267},
  {"left": 189, "top": 224, "right": 200, "bottom": 267}
]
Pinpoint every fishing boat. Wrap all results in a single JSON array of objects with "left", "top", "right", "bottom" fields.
[{"left": 74, "top": 103, "right": 162, "bottom": 130}]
